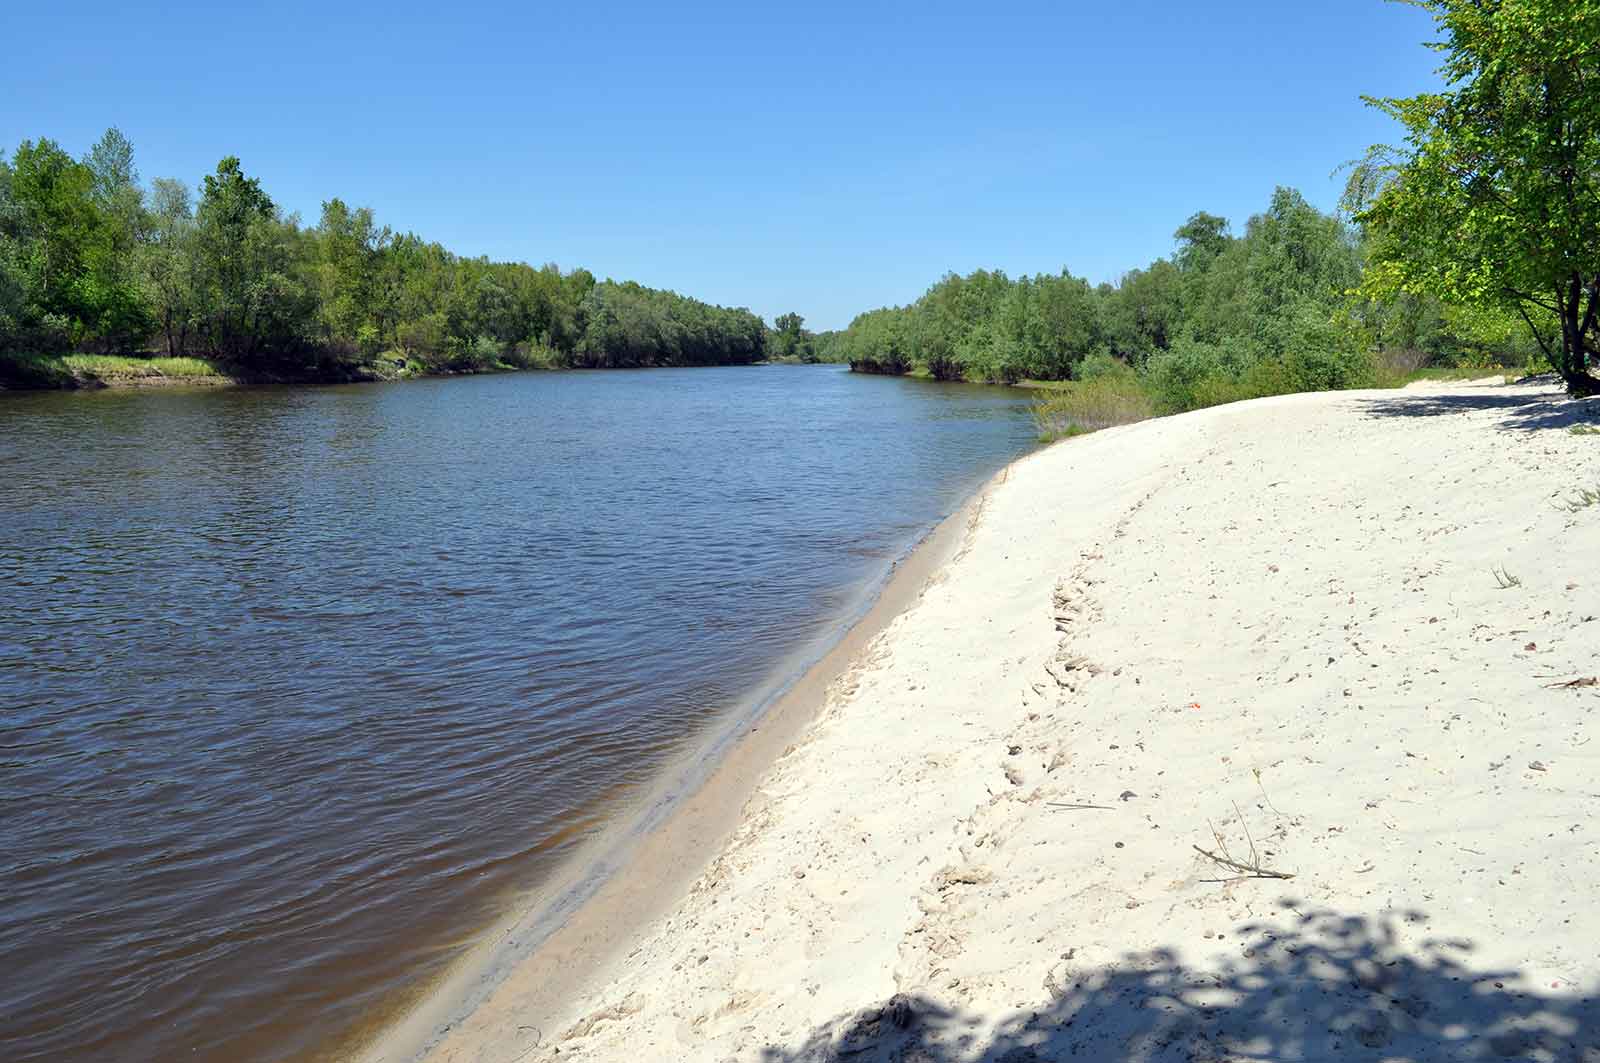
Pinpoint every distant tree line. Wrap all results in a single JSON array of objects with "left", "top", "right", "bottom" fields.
[
  {"left": 0, "top": 131, "right": 769, "bottom": 376},
  {"left": 823, "top": 186, "right": 1540, "bottom": 402}
]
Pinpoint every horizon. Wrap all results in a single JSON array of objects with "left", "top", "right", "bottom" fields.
[{"left": 4, "top": 1, "right": 1444, "bottom": 330}]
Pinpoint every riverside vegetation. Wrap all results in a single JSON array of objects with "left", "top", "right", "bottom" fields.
[
  {"left": 825, "top": 0, "right": 1600, "bottom": 435},
  {"left": 4, "top": 0, "right": 1596, "bottom": 408},
  {"left": 0, "top": 141, "right": 777, "bottom": 389}
]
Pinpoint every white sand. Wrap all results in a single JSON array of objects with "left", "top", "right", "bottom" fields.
[{"left": 409, "top": 380, "right": 1600, "bottom": 1063}]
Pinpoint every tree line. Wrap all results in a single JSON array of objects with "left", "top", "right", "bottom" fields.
[
  {"left": 0, "top": 133, "right": 770, "bottom": 377},
  {"left": 828, "top": 0, "right": 1598, "bottom": 401},
  {"left": 6, "top": 3, "right": 1591, "bottom": 401},
  {"left": 824, "top": 186, "right": 1539, "bottom": 406}
]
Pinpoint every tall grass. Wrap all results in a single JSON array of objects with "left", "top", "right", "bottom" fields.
[
  {"left": 0, "top": 351, "right": 225, "bottom": 387},
  {"left": 60, "top": 354, "right": 223, "bottom": 379},
  {"left": 1032, "top": 371, "right": 1158, "bottom": 441},
  {"left": 1031, "top": 346, "right": 1523, "bottom": 445}
]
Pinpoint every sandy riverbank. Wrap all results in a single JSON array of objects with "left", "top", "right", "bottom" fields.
[{"left": 384, "top": 378, "right": 1600, "bottom": 1063}]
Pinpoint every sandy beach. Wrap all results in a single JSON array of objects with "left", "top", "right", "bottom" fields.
[{"left": 383, "top": 378, "right": 1600, "bottom": 1063}]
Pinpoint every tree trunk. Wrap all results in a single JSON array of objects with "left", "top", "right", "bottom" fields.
[{"left": 1557, "top": 277, "right": 1600, "bottom": 396}]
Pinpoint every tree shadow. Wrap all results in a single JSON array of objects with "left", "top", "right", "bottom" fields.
[
  {"left": 1358, "top": 383, "right": 1599, "bottom": 432},
  {"left": 762, "top": 905, "right": 1598, "bottom": 1062}
]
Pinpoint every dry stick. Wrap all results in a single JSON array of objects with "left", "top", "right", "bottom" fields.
[
  {"left": 1047, "top": 802, "right": 1112, "bottom": 811},
  {"left": 1196, "top": 845, "right": 1292, "bottom": 877},
  {"left": 1194, "top": 802, "right": 1296, "bottom": 881}
]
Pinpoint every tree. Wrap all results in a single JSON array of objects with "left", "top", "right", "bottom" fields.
[
  {"left": 140, "top": 177, "right": 198, "bottom": 355},
  {"left": 1352, "top": 0, "right": 1600, "bottom": 394},
  {"left": 193, "top": 156, "right": 314, "bottom": 366},
  {"left": 1174, "top": 211, "right": 1231, "bottom": 273},
  {"left": 81, "top": 127, "right": 152, "bottom": 352},
  {"left": 84, "top": 127, "right": 137, "bottom": 203},
  {"left": 6, "top": 138, "right": 102, "bottom": 333},
  {"left": 315, "top": 197, "right": 392, "bottom": 354},
  {"left": 771, "top": 311, "right": 814, "bottom": 361}
]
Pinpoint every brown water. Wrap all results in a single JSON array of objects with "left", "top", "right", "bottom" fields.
[{"left": 0, "top": 365, "right": 1036, "bottom": 1062}]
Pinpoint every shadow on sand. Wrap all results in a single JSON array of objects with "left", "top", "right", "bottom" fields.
[
  {"left": 762, "top": 905, "right": 1598, "bottom": 1062},
  {"left": 1359, "top": 380, "right": 1599, "bottom": 432}
]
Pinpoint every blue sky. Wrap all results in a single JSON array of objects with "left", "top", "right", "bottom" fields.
[{"left": 4, "top": 1, "right": 1442, "bottom": 329}]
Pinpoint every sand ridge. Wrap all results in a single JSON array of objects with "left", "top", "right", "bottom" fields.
[{"left": 411, "top": 380, "right": 1600, "bottom": 1063}]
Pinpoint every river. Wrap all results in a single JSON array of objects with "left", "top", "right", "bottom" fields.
[{"left": 0, "top": 365, "right": 1036, "bottom": 1061}]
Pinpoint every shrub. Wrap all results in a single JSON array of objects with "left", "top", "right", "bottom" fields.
[
  {"left": 1075, "top": 351, "right": 1136, "bottom": 382},
  {"left": 462, "top": 335, "right": 501, "bottom": 370},
  {"left": 1281, "top": 305, "right": 1373, "bottom": 391},
  {"left": 957, "top": 326, "right": 1026, "bottom": 384},
  {"left": 396, "top": 313, "right": 449, "bottom": 363},
  {"left": 1145, "top": 337, "right": 1231, "bottom": 411},
  {"left": 1032, "top": 373, "right": 1158, "bottom": 440}
]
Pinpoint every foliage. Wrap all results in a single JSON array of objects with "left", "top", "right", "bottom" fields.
[
  {"left": 1, "top": 131, "right": 771, "bottom": 378},
  {"left": 1032, "top": 360, "right": 1157, "bottom": 441},
  {"left": 769, "top": 311, "right": 816, "bottom": 362},
  {"left": 1350, "top": 0, "right": 1600, "bottom": 393}
]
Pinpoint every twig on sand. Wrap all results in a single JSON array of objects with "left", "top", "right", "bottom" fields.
[
  {"left": 1047, "top": 802, "right": 1113, "bottom": 811},
  {"left": 509, "top": 1026, "right": 544, "bottom": 1063},
  {"left": 1492, "top": 565, "right": 1522, "bottom": 590},
  {"left": 1545, "top": 676, "right": 1599, "bottom": 689},
  {"left": 1194, "top": 802, "right": 1295, "bottom": 881}
]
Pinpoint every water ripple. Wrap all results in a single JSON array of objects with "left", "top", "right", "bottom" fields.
[{"left": 0, "top": 366, "right": 1034, "bottom": 1062}]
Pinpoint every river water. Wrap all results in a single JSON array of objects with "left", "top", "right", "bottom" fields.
[{"left": 0, "top": 365, "right": 1036, "bottom": 1061}]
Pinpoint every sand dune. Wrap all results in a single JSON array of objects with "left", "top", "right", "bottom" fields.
[{"left": 404, "top": 379, "right": 1600, "bottom": 1063}]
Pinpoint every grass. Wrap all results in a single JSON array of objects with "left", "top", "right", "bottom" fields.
[
  {"left": 1571, "top": 425, "right": 1600, "bottom": 437},
  {"left": 61, "top": 354, "right": 224, "bottom": 379},
  {"left": 1366, "top": 365, "right": 1512, "bottom": 389},
  {"left": 1031, "top": 373, "right": 1158, "bottom": 441},
  {"left": 1556, "top": 486, "right": 1600, "bottom": 513},
  {"left": 1, "top": 351, "right": 226, "bottom": 388},
  {"left": 1492, "top": 565, "right": 1522, "bottom": 589},
  {"left": 1401, "top": 366, "right": 1511, "bottom": 383},
  {"left": 1027, "top": 353, "right": 1527, "bottom": 445}
]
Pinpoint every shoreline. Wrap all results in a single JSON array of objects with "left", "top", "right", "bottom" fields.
[
  {"left": 405, "top": 377, "right": 1600, "bottom": 1062},
  {"left": 355, "top": 461, "right": 1012, "bottom": 1063},
  {"left": 0, "top": 356, "right": 860, "bottom": 394}
]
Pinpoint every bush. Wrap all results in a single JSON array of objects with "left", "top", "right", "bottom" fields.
[
  {"left": 957, "top": 325, "right": 1026, "bottom": 384},
  {"left": 500, "top": 340, "right": 567, "bottom": 370},
  {"left": 1075, "top": 351, "right": 1136, "bottom": 382},
  {"left": 1145, "top": 337, "right": 1232, "bottom": 411},
  {"left": 1032, "top": 374, "right": 1158, "bottom": 440},
  {"left": 461, "top": 335, "right": 501, "bottom": 370},
  {"left": 396, "top": 313, "right": 449, "bottom": 363},
  {"left": 850, "top": 335, "right": 912, "bottom": 375}
]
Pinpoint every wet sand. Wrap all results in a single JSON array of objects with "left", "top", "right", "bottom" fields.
[{"left": 358, "top": 466, "right": 995, "bottom": 1063}]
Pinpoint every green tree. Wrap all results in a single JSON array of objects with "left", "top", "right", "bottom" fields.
[
  {"left": 193, "top": 156, "right": 315, "bottom": 366},
  {"left": 1352, "top": 0, "right": 1600, "bottom": 393},
  {"left": 140, "top": 177, "right": 198, "bottom": 355},
  {"left": 0, "top": 151, "right": 25, "bottom": 344},
  {"left": 771, "top": 311, "right": 814, "bottom": 361},
  {"left": 6, "top": 138, "right": 102, "bottom": 339},
  {"left": 315, "top": 197, "right": 392, "bottom": 354},
  {"left": 80, "top": 128, "right": 152, "bottom": 351},
  {"left": 1173, "top": 211, "right": 1232, "bottom": 273}
]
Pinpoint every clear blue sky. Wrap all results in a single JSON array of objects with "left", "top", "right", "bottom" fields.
[{"left": 3, "top": 1, "right": 1442, "bottom": 330}]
